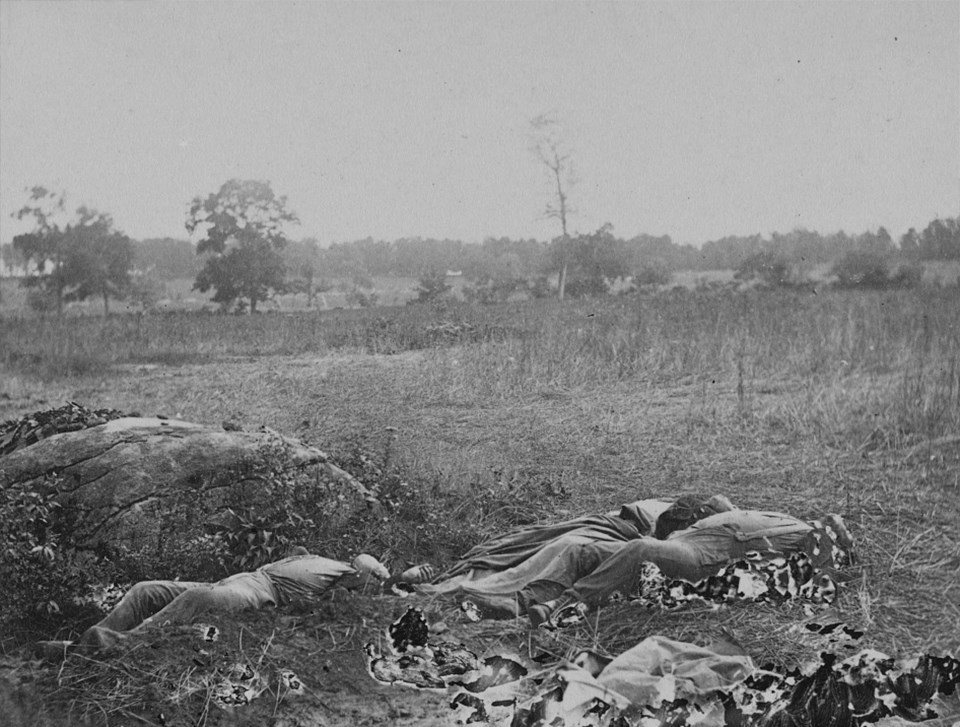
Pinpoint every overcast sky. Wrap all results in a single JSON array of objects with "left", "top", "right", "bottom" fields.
[{"left": 1, "top": 1, "right": 957, "bottom": 247}]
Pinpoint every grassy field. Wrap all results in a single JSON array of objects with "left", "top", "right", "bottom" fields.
[{"left": 1, "top": 284, "right": 959, "bottom": 724}]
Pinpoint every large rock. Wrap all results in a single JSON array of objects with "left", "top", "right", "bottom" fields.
[{"left": 0, "top": 416, "right": 376, "bottom": 550}]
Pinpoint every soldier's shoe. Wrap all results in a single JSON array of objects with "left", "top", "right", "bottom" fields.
[
  {"left": 549, "top": 601, "right": 589, "bottom": 629},
  {"left": 528, "top": 596, "right": 587, "bottom": 629},
  {"left": 527, "top": 603, "right": 553, "bottom": 628},
  {"left": 397, "top": 564, "right": 435, "bottom": 584}
]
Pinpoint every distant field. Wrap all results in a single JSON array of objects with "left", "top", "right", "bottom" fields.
[{"left": 2, "top": 261, "right": 958, "bottom": 316}]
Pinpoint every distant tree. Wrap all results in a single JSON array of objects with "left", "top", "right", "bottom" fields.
[
  {"left": 463, "top": 251, "right": 528, "bottom": 304},
  {"left": 734, "top": 251, "right": 793, "bottom": 288},
  {"left": 832, "top": 251, "right": 895, "bottom": 288},
  {"left": 127, "top": 272, "right": 166, "bottom": 311},
  {"left": 631, "top": 259, "right": 673, "bottom": 288},
  {"left": 624, "top": 233, "right": 684, "bottom": 274},
  {"left": 463, "top": 277, "right": 526, "bottom": 305},
  {"left": 187, "top": 179, "right": 298, "bottom": 313},
  {"left": 919, "top": 217, "right": 960, "bottom": 260},
  {"left": 12, "top": 187, "right": 133, "bottom": 315},
  {"left": 555, "top": 224, "right": 631, "bottom": 298},
  {"left": 60, "top": 207, "right": 135, "bottom": 314},
  {"left": 699, "top": 234, "right": 764, "bottom": 271},
  {"left": 132, "top": 238, "right": 202, "bottom": 279},
  {"left": 876, "top": 226, "right": 893, "bottom": 250},
  {"left": 899, "top": 228, "right": 921, "bottom": 260},
  {"left": 344, "top": 287, "right": 379, "bottom": 308},
  {"left": 284, "top": 238, "right": 332, "bottom": 307},
  {"left": 11, "top": 186, "right": 70, "bottom": 315},
  {"left": 853, "top": 228, "right": 897, "bottom": 256},
  {"left": 413, "top": 269, "right": 452, "bottom": 304},
  {"left": 531, "top": 113, "right": 575, "bottom": 299}
]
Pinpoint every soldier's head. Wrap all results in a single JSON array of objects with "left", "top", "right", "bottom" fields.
[{"left": 655, "top": 494, "right": 735, "bottom": 539}]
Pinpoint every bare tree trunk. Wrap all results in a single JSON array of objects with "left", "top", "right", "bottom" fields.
[
  {"left": 55, "top": 256, "right": 64, "bottom": 316},
  {"left": 551, "top": 147, "right": 570, "bottom": 301},
  {"left": 531, "top": 114, "right": 575, "bottom": 300}
]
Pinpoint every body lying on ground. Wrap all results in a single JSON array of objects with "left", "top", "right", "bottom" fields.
[
  {"left": 414, "top": 498, "right": 662, "bottom": 616},
  {"left": 418, "top": 496, "right": 854, "bottom": 625},
  {"left": 524, "top": 509, "right": 853, "bottom": 626},
  {"left": 37, "top": 550, "right": 431, "bottom": 660},
  {"left": 416, "top": 495, "right": 728, "bottom": 615}
]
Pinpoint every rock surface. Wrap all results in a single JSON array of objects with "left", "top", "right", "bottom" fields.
[{"left": 0, "top": 415, "right": 376, "bottom": 549}]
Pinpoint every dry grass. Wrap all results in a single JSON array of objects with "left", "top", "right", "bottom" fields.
[{"left": 1, "top": 285, "right": 959, "bottom": 724}]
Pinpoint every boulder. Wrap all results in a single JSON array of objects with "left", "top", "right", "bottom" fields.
[{"left": 0, "top": 416, "right": 377, "bottom": 550}]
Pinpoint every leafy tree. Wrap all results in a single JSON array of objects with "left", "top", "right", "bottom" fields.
[
  {"left": 187, "top": 179, "right": 298, "bottom": 313},
  {"left": 832, "top": 251, "right": 894, "bottom": 288},
  {"left": 11, "top": 187, "right": 70, "bottom": 315},
  {"left": 61, "top": 207, "right": 134, "bottom": 314},
  {"left": 631, "top": 259, "right": 673, "bottom": 288},
  {"left": 283, "top": 238, "right": 332, "bottom": 307},
  {"left": 899, "top": 228, "right": 921, "bottom": 260},
  {"left": 413, "top": 269, "right": 452, "bottom": 303},
  {"left": 919, "top": 217, "right": 960, "bottom": 260},
  {"left": 132, "top": 238, "right": 202, "bottom": 279},
  {"left": 463, "top": 276, "right": 527, "bottom": 305},
  {"left": 463, "top": 251, "right": 529, "bottom": 304},
  {"left": 531, "top": 113, "right": 575, "bottom": 299},
  {"left": 127, "top": 272, "right": 166, "bottom": 311},
  {"left": 344, "top": 287, "right": 379, "bottom": 308},
  {"left": 12, "top": 188, "right": 133, "bottom": 315},
  {"left": 553, "top": 224, "right": 631, "bottom": 298},
  {"left": 735, "top": 251, "right": 793, "bottom": 288}
]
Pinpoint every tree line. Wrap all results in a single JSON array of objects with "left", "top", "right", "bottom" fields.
[{"left": 4, "top": 180, "right": 959, "bottom": 314}]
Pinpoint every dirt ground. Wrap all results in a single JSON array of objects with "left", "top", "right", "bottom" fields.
[{"left": 2, "top": 350, "right": 958, "bottom": 726}]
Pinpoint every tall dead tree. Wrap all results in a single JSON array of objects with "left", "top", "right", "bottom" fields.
[{"left": 531, "top": 114, "right": 574, "bottom": 300}]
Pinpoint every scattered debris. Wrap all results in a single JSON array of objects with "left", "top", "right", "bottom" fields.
[
  {"left": 629, "top": 550, "right": 839, "bottom": 612},
  {"left": 279, "top": 669, "right": 304, "bottom": 695},
  {"left": 366, "top": 606, "right": 528, "bottom": 720},
  {"left": 209, "top": 662, "right": 266, "bottom": 710},
  {"left": 197, "top": 624, "right": 220, "bottom": 642},
  {"left": 388, "top": 606, "right": 430, "bottom": 652},
  {"left": 460, "top": 600, "right": 482, "bottom": 622},
  {"left": 0, "top": 401, "right": 126, "bottom": 456},
  {"left": 511, "top": 629, "right": 960, "bottom": 727}
]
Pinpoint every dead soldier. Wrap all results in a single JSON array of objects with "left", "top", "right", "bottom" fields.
[{"left": 36, "top": 549, "right": 433, "bottom": 661}]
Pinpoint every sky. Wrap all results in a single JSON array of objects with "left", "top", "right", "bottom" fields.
[{"left": 1, "top": 1, "right": 957, "bottom": 247}]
